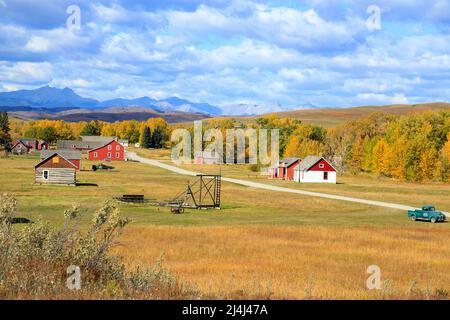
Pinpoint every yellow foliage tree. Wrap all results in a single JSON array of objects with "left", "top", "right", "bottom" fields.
[
  {"left": 373, "top": 138, "right": 389, "bottom": 175},
  {"left": 444, "top": 133, "right": 450, "bottom": 160}
]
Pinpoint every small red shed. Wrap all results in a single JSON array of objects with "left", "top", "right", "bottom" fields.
[
  {"left": 88, "top": 140, "right": 124, "bottom": 161},
  {"left": 275, "top": 158, "right": 301, "bottom": 180}
]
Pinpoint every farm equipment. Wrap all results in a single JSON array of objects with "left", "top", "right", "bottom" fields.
[
  {"left": 158, "top": 174, "right": 221, "bottom": 213},
  {"left": 408, "top": 205, "right": 446, "bottom": 223},
  {"left": 92, "top": 163, "right": 114, "bottom": 171},
  {"left": 115, "top": 194, "right": 151, "bottom": 203}
]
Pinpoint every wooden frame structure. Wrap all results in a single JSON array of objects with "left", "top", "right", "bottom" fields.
[{"left": 164, "top": 175, "right": 221, "bottom": 212}]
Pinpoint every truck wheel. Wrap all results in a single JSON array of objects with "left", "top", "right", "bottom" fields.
[
  {"left": 430, "top": 217, "right": 437, "bottom": 223},
  {"left": 411, "top": 215, "right": 416, "bottom": 221}
]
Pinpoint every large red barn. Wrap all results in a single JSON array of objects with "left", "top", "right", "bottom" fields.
[{"left": 88, "top": 140, "right": 125, "bottom": 161}]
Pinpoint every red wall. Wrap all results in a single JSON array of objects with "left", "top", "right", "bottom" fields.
[
  {"left": 277, "top": 167, "right": 285, "bottom": 179},
  {"left": 70, "top": 159, "right": 81, "bottom": 170},
  {"left": 285, "top": 159, "right": 302, "bottom": 180},
  {"left": 308, "top": 159, "right": 335, "bottom": 172},
  {"left": 88, "top": 140, "right": 124, "bottom": 161}
]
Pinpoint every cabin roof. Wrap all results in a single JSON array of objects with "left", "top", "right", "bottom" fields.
[
  {"left": 35, "top": 152, "right": 78, "bottom": 169},
  {"left": 40, "top": 149, "right": 82, "bottom": 160}
]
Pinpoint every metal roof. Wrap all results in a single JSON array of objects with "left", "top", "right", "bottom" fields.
[
  {"left": 81, "top": 136, "right": 117, "bottom": 142},
  {"left": 56, "top": 140, "right": 105, "bottom": 150},
  {"left": 294, "top": 156, "right": 322, "bottom": 171},
  {"left": 280, "top": 157, "right": 300, "bottom": 168},
  {"left": 40, "top": 149, "right": 82, "bottom": 160}
]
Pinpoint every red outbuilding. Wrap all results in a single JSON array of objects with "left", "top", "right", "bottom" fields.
[
  {"left": 271, "top": 158, "right": 301, "bottom": 180},
  {"left": 88, "top": 140, "right": 125, "bottom": 161}
]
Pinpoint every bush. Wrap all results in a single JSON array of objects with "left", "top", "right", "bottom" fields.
[{"left": 0, "top": 194, "right": 200, "bottom": 299}]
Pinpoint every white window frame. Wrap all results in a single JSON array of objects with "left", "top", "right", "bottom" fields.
[
  {"left": 319, "top": 163, "right": 325, "bottom": 169},
  {"left": 108, "top": 145, "right": 112, "bottom": 150},
  {"left": 116, "top": 152, "right": 120, "bottom": 158},
  {"left": 107, "top": 152, "right": 111, "bottom": 158},
  {"left": 43, "top": 170, "right": 49, "bottom": 180},
  {"left": 116, "top": 145, "right": 120, "bottom": 151},
  {"left": 93, "top": 152, "right": 98, "bottom": 158}
]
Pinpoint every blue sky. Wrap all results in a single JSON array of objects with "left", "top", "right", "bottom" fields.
[{"left": 0, "top": 0, "right": 449, "bottom": 108}]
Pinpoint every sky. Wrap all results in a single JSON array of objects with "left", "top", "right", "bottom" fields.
[{"left": 0, "top": 0, "right": 449, "bottom": 108}]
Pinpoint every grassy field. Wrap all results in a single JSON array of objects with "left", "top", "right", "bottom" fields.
[{"left": 1, "top": 154, "right": 449, "bottom": 299}]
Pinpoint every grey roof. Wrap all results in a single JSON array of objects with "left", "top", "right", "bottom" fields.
[
  {"left": 294, "top": 156, "right": 322, "bottom": 171},
  {"left": 56, "top": 140, "right": 106, "bottom": 150},
  {"left": 40, "top": 149, "right": 82, "bottom": 160},
  {"left": 280, "top": 157, "right": 300, "bottom": 168},
  {"left": 81, "top": 136, "right": 117, "bottom": 143}
]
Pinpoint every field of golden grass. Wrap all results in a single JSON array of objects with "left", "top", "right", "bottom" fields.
[
  {"left": 1, "top": 153, "right": 449, "bottom": 299},
  {"left": 115, "top": 225, "right": 450, "bottom": 299}
]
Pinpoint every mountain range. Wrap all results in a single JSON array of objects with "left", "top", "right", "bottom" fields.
[{"left": 0, "top": 85, "right": 317, "bottom": 117}]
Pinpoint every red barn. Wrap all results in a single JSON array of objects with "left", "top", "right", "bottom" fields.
[
  {"left": 40, "top": 150, "right": 82, "bottom": 170},
  {"left": 88, "top": 140, "right": 124, "bottom": 161}
]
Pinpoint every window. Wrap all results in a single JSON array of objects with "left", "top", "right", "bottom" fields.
[
  {"left": 52, "top": 156, "right": 59, "bottom": 164},
  {"left": 116, "top": 145, "right": 120, "bottom": 151},
  {"left": 116, "top": 152, "right": 120, "bottom": 158},
  {"left": 93, "top": 152, "right": 98, "bottom": 158},
  {"left": 324, "top": 172, "right": 328, "bottom": 180},
  {"left": 108, "top": 145, "right": 112, "bottom": 150},
  {"left": 43, "top": 170, "right": 49, "bottom": 180},
  {"left": 107, "top": 152, "right": 111, "bottom": 158},
  {"left": 319, "top": 163, "right": 325, "bottom": 169}
]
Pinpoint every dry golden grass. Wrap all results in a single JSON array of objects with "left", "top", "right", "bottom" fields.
[
  {"left": 115, "top": 225, "right": 450, "bottom": 299},
  {"left": 2, "top": 155, "right": 449, "bottom": 299}
]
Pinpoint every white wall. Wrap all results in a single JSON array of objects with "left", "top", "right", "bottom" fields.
[{"left": 294, "top": 171, "right": 336, "bottom": 184}]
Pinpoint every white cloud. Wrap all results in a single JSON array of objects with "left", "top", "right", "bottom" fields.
[
  {"left": 25, "top": 36, "right": 51, "bottom": 52},
  {"left": 0, "top": 62, "right": 53, "bottom": 84},
  {"left": 356, "top": 93, "right": 409, "bottom": 105}
]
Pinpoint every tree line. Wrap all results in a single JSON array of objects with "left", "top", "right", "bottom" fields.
[
  {"left": 182, "top": 111, "right": 450, "bottom": 182},
  {"left": 3, "top": 109, "right": 450, "bottom": 182},
  {"left": 8, "top": 117, "right": 170, "bottom": 149}
]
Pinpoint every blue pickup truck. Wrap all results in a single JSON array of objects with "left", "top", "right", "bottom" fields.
[{"left": 408, "top": 205, "right": 447, "bottom": 223}]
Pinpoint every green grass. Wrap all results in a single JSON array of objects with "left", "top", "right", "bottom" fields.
[{"left": 1, "top": 155, "right": 449, "bottom": 230}]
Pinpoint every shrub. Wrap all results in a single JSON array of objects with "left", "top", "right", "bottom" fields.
[{"left": 0, "top": 194, "right": 200, "bottom": 299}]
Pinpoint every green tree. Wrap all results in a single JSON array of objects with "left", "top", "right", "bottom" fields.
[
  {"left": 151, "top": 126, "right": 164, "bottom": 149},
  {"left": 80, "top": 121, "right": 101, "bottom": 136},
  {"left": 141, "top": 126, "right": 152, "bottom": 148},
  {"left": 0, "top": 112, "right": 12, "bottom": 150},
  {"left": 38, "top": 126, "right": 58, "bottom": 144}
]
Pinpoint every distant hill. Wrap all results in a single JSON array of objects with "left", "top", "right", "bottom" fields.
[
  {"left": 6, "top": 106, "right": 210, "bottom": 123},
  {"left": 207, "top": 102, "right": 450, "bottom": 128}
]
